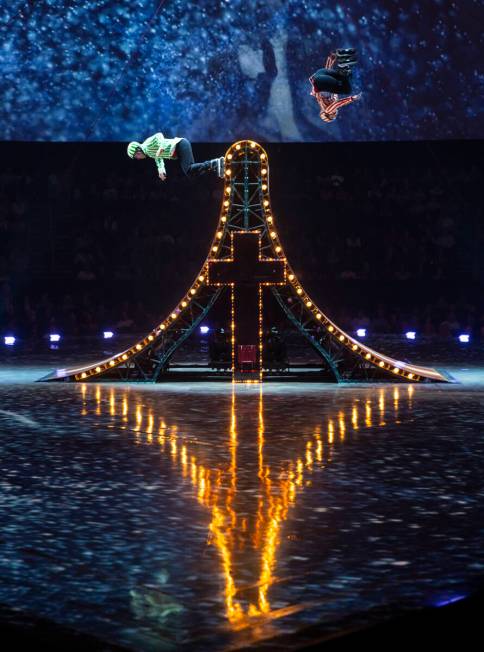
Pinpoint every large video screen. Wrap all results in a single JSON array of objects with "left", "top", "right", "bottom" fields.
[{"left": 1, "top": 1, "right": 482, "bottom": 142}]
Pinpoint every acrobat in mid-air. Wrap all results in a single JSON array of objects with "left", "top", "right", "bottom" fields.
[
  {"left": 127, "top": 134, "right": 225, "bottom": 180},
  {"left": 309, "top": 48, "right": 361, "bottom": 123}
]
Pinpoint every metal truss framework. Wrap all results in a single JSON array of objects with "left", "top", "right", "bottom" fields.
[{"left": 41, "top": 141, "right": 450, "bottom": 384}]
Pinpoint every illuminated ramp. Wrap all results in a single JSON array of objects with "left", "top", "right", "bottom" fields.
[{"left": 40, "top": 141, "right": 450, "bottom": 383}]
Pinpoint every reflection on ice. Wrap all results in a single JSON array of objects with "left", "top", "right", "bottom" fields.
[
  {"left": 0, "top": 376, "right": 483, "bottom": 651},
  {"left": 77, "top": 382, "right": 417, "bottom": 633}
]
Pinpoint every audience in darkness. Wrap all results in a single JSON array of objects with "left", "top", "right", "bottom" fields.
[{"left": 0, "top": 151, "right": 483, "bottom": 340}]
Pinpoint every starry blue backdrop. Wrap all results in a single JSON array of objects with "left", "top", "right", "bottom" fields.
[{"left": 1, "top": 0, "right": 482, "bottom": 142}]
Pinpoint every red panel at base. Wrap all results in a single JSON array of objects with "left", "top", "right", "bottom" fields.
[{"left": 238, "top": 345, "right": 257, "bottom": 365}]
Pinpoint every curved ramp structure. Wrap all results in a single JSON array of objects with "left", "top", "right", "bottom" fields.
[{"left": 40, "top": 141, "right": 450, "bottom": 383}]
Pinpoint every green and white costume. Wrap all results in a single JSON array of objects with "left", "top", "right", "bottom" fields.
[
  {"left": 128, "top": 133, "right": 182, "bottom": 176},
  {"left": 127, "top": 134, "right": 224, "bottom": 179}
]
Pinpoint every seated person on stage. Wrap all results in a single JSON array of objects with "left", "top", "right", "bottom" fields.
[
  {"left": 127, "top": 134, "right": 225, "bottom": 181},
  {"left": 309, "top": 48, "right": 361, "bottom": 123}
]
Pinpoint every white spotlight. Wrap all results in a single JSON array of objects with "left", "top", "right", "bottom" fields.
[
  {"left": 103, "top": 331, "right": 114, "bottom": 339},
  {"left": 200, "top": 326, "right": 210, "bottom": 335},
  {"left": 458, "top": 334, "right": 470, "bottom": 343},
  {"left": 356, "top": 328, "right": 366, "bottom": 338},
  {"left": 49, "top": 334, "right": 61, "bottom": 343},
  {"left": 405, "top": 331, "right": 416, "bottom": 340},
  {"left": 4, "top": 336, "right": 15, "bottom": 346}
]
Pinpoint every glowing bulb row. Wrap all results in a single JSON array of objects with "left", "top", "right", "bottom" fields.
[
  {"left": 75, "top": 273, "right": 209, "bottom": 380},
  {"left": 212, "top": 139, "right": 274, "bottom": 269},
  {"left": 251, "top": 157, "right": 422, "bottom": 383},
  {"left": 217, "top": 141, "right": 278, "bottom": 382},
  {"left": 221, "top": 145, "right": 252, "bottom": 378},
  {"left": 283, "top": 271, "right": 421, "bottom": 382},
  {"left": 75, "top": 140, "right": 420, "bottom": 384}
]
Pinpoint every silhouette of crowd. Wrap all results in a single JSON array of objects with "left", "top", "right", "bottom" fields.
[{"left": 1, "top": 143, "right": 483, "bottom": 341}]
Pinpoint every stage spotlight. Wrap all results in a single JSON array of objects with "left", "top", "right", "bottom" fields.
[
  {"left": 103, "top": 331, "right": 114, "bottom": 339},
  {"left": 433, "top": 594, "right": 467, "bottom": 608},
  {"left": 49, "top": 334, "right": 61, "bottom": 343},
  {"left": 405, "top": 331, "right": 416, "bottom": 340},
  {"left": 458, "top": 334, "right": 470, "bottom": 343},
  {"left": 4, "top": 336, "right": 15, "bottom": 346},
  {"left": 200, "top": 326, "right": 210, "bottom": 335},
  {"left": 356, "top": 328, "right": 366, "bottom": 338}
]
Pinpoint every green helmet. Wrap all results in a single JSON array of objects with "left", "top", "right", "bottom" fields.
[{"left": 127, "top": 141, "right": 142, "bottom": 158}]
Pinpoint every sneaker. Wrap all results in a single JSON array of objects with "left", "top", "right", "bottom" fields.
[
  {"left": 337, "top": 64, "right": 355, "bottom": 77},
  {"left": 216, "top": 156, "right": 225, "bottom": 178},
  {"left": 334, "top": 48, "right": 358, "bottom": 69},
  {"left": 335, "top": 47, "right": 357, "bottom": 60}
]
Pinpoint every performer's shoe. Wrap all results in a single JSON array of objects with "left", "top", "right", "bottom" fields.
[
  {"left": 203, "top": 157, "right": 225, "bottom": 178},
  {"left": 215, "top": 157, "right": 225, "bottom": 178},
  {"left": 335, "top": 48, "right": 357, "bottom": 60},
  {"left": 334, "top": 48, "right": 358, "bottom": 73},
  {"left": 337, "top": 65, "right": 355, "bottom": 77}
]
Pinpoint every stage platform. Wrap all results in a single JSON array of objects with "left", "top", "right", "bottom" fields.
[{"left": 0, "top": 355, "right": 483, "bottom": 650}]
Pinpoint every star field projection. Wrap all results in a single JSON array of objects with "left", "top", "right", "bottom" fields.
[{"left": 1, "top": 0, "right": 482, "bottom": 142}]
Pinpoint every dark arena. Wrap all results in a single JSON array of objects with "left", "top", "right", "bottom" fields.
[{"left": 2, "top": 2, "right": 484, "bottom": 650}]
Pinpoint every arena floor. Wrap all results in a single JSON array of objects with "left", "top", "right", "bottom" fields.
[{"left": 0, "top": 357, "right": 483, "bottom": 650}]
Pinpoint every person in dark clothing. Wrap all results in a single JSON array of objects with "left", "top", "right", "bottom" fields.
[
  {"left": 309, "top": 49, "right": 361, "bottom": 123},
  {"left": 127, "top": 134, "right": 224, "bottom": 180}
]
